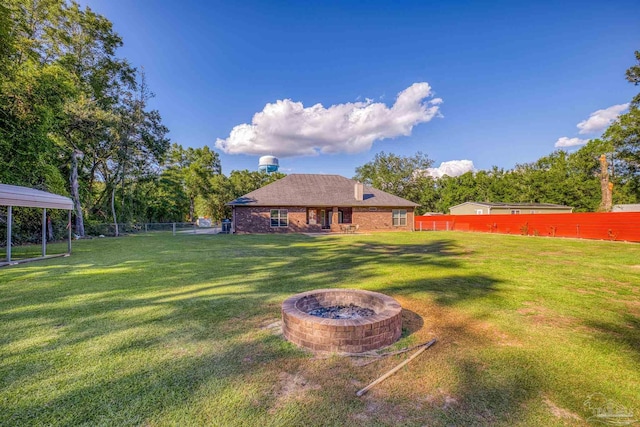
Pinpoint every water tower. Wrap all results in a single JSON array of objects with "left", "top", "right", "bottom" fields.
[{"left": 258, "top": 155, "right": 279, "bottom": 173}]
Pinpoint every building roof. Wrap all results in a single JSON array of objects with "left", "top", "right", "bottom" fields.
[
  {"left": 227, "top": 174, "right": 418, "bottom": 207},
  {"left": 612, "top": 204, "right": 640, "bottom": 212},
  {"left": 450, "top": 201, "right": 573, "bottom": 210},
  {"left": 0, "top": 184, "right": 73, "bottom": 210}
]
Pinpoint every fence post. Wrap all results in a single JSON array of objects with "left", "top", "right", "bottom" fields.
[
  {"left": 419, "top": 221, "right": 422, "bottom": 232},
  {"left": 446, "top": 221, "right": 450, "bottom": 231},
  {"left": 194, "top": 222, "right": 196, "bottom": 234},
  {"left": 7, "top": 206, "right": 12, "bottom": 262},
  {"left": 68, "top": 210, "right": 72, "bottom": 254},
  {"left": 433, "top": 221, "right": 436, "bottom": 231},
  {"left": 172, "top": 223, "right": 176, "bottom": 236},
  {"left": 576, "top": 224, "right": 580, "bottom": 238},
  {"left": 145, "top": 223, "right": 148, "bottom": 233},
  {"left": 42, "top": 208, "right": 47, "bottom": 257}
]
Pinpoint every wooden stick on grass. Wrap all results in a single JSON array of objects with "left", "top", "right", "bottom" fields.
[{"left": 356, "top": 338, "right": 437, "bottom": 397}]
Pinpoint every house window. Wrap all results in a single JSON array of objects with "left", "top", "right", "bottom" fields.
[
  {"left": 392, "top": 209, "right": 407, "bottom": 226},
  {"left": 511, "top": 210, "right": 520, "bottom": 215},
  {"left": 270, "top": 209, "right": 288, "bottom": 227},
  {"left": 476, "top": 209, "right": 483, "bottom": 215}
]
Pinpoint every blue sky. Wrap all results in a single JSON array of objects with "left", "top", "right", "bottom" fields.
[{"left": 79, "top": 0, "right": 639, "bottom": 177}]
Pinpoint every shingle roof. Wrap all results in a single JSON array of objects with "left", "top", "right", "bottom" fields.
[
  {"left": 451, "top": 201, "right": 573, "bottom": 209},
  {"left": 227, "top": 174, "right": 418, "bottom": 207}
]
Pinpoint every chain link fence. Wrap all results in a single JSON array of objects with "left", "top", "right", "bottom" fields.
[
  {"left": 1, "top": 205, "right": 227, "bottom": 262},
  {"left": 82, "top": 221, "right": 227, "bottom": 237}
]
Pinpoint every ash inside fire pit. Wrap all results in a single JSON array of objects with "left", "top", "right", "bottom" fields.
[
  {"left": 283, "top": 289, "right": 403, "bottom": 353},
  {"left": 307, "top": 303, "right": 375, "bottom": 319}
]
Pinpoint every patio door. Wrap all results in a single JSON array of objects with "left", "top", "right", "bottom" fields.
[{"left": 320, "top": 209, "right": 331, "bottom": 229}]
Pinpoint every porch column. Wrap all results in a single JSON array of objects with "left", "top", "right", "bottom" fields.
[{"left": 330, "top": 207, "right": 340, "bottom": 232}]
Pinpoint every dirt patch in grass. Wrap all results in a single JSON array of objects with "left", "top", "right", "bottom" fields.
[
  {"left": 268, "top": 371, "right": 321, "bottom": 414},
  {"left": 604, "top": 299, "right": 640, "bottom": 318},
  {"left": 517, "top": 303, "right": 579, "bottom": 329},
  {"left": 573, "top": 288, "right": 596, "bottom": 295},
  {"left": 364, "top": 297, "right": 525, "bottom": 402},
  {"left": 398, "top": 296, "right": 525, "bottom": 350},
  {"left": 259, "top": 318, "right": 283, "bottom": 336},
  {"left": 624, "top": 300, "right": 640, "bottom": 317},
  {"left": 350, "top": 397, "right": 411, "bottom": 425},
  {"left": 543, "top": 395, "right": 581, "bottom": 421}
]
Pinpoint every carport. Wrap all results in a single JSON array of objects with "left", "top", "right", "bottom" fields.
[{"left": 1, "top": 184, "right": 73, "bottom": 266}]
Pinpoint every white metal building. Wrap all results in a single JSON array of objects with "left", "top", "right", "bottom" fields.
[{"left": 1, "top": 184, "right": 73, "bottom": 266}]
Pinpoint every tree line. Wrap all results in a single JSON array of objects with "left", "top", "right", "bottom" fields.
[
  {"left": 355, "top": 52, "right": 640, "bottom": 214},
  {"left": 0, "top": 1, "right": 283, "bottom": 239}
]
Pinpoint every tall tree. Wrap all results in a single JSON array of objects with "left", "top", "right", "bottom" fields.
[
  {"left": 603, "top": 50, "right": 640, "bottom": 202},
  {"left": 354, "top": 151, "right": 434, "bottom": 206},
  {"left": 2, "top": 0, "right": 172, "bottom": 235},
  {"left": 165, "top": 144, "right": 221, "bottom": 221},
  {"left": 625, "top": 50, "right": 640, "bottom": 107},
  {"left": 107, "top": 70, "right": 169, "bottom": 232}
]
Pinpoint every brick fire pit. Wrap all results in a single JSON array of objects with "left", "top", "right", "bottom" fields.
[{"left": 282, "top": 289, "right": 402, "bottom": 353}]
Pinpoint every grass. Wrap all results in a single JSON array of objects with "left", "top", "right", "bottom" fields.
[{"left": 0, "top": 231, "right": 638, "bottom": 426}]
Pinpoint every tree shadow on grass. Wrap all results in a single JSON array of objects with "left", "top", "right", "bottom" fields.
[
  {"left": 584, "top": 313, "right": 640, "bottom": 362},
  {"left": 0, "top": 333, "right": 307, "bottom": 426},
  {"left": 1, "top": 233, "right": 534, "bottom": 425},
  {"left": 401, "top": 308, "right": 424, "bottom": 338},
  {"left": 0, "top": 234, "right": 486, "bottom": 370},
  {"left": 378, "top": 274, "right": 501, "bottom": 306}
]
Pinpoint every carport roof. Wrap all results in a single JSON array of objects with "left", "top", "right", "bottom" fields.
[{"left": 0, "top": 184, "right": 73, "bottom": 210}]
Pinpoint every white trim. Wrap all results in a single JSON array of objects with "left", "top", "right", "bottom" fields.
[{"left": 0, "top": 184, "right": 73, "bottom": 210}]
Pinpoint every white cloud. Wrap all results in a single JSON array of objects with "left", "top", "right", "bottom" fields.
[
  {"left": 555, "top": 137, "right": 588, "bottom": 147},
  {"left": 423, "top": 160, "right": 475, "bottom": 178},
  {"left": 577, "top": 103, "right": 629, "bottom": 134},
  {"left": 215, "top": 83, "right": 442, "bottom": 157}
]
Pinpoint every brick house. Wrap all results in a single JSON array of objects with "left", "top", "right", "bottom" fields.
[{"left": 227, "top": 174, "right": 418, "bottom": 233}]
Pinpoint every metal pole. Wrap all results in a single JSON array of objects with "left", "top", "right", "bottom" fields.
[
  {"left": 7, "top": 206, "right": 12, "bottom": 262},
  {"left": 145, "top": 223, "right": 148, "bottom": 233},
  {"left": 68, "top": 210, "right": 72, "bottom": 254},
  {"left": 172, "top": 223, "right": 176, "bottom": 236},
  {"left": 42, "top": 208, "right": 47, "bottom": 257}
]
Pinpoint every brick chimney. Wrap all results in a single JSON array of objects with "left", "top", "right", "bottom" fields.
[{"left": 354, "top": 182, "right": 364, "bottom": 201}]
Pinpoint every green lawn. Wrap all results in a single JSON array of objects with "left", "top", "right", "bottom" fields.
[{"left": 1, "top": 231, "right": 638, "bottom": 426}]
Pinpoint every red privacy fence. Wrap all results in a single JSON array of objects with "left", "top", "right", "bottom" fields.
[{"left": 415, "top": 212, "right": 640, "bottom": 243}]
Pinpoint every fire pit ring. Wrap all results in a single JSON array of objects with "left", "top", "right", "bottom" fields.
[{"left": 282, "top": 289, "right": 402, "bottom": 353}]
